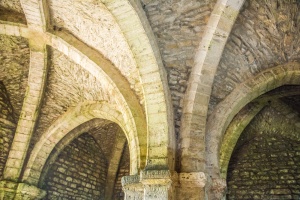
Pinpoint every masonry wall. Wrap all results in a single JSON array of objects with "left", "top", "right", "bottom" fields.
[
  {"left": 227, "top": 134, "right": 300, "bottom": 199},
  {"left": 113, "top": 143, "right": 130, "bottom": 200},
  {"left": 0, "top": 81, "right": 15, "bottom": 178},
  {"left": 43, "top": 133, "right": 108, "bottom": 199}
]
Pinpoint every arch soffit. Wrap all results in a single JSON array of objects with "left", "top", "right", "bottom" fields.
[
  {"left": 100, "top": 0, "right": 175, "bottom": 168},
  {"left": 206, "top": 62, "right": 300, "bottom": 177},
  {"left": 179, "top": 0, "right": 245, "bottom": 172}
]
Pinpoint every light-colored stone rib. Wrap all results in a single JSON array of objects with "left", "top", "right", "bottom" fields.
[{"left": 4, "top": 48, "right": 48, "bottom": 181}]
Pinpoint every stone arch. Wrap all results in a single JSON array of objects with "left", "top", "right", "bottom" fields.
[
  {"left": 206, "top": 62, "right": 300, "bottom": 179},
  {"left": 220, "top": 86, "right": 300, "bottom": 179},
  {"left": 22, "top": 101, "right": 140, "bottom": 185},
  {"left": 37, "top": 118, "right": 111, "bottom": 187},
  {"left": 100, "top": 0, "right": 175, "bottom": 169},
  {"left": 180, "top": 0, "right": 246, "bottom": 172}
]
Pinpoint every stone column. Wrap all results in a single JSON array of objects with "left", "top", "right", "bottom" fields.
[
  {"left": 0, "top": 180, "right": 46, "bottom": 199},
  {"left": 122, "top": 175, "right": 143, "bottom": 200},
  {"left": 177, "top": 172, "right": 207, "bottom": 200},
  {"left": 140, "top": 170, "right": 176, "bottom": 200}
]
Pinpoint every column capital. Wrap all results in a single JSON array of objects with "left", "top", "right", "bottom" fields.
[
  {"left": 121, "top": 175, "right": 143, "bottom": 199},
  {"left": 140, "top": 169, "right": 176, "bottom": 186},
  {"left": 179, "top": 172, "right": 207, "bottom": 188},
  {"left": 0, "top": 180, "right": 46, "bottom": 199},
  {"left": 122, "top": 174, "right": 143, "bottom": 191}
]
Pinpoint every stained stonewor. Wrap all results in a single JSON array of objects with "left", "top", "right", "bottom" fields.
[
  {"left": 0, "top": 35, "right": 30, "bottom": 121},
  {"left": 0, "top": 81, "right": 16, "bottom": 178}
]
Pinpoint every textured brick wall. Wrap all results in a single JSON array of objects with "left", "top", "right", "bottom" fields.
[
  {"left": 227, "top": 135, "right": 300, "bottom": 199},
  {"left": 0, "top": 81, "right": 15, "bottom": 177},
  {"left": 227, "top": 106, "right": 300, "bottom": 200},
  {"left": 43, "top": 133, "right": 108, "bottom": 199}
]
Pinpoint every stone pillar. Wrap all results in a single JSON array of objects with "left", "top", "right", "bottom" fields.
[
  {"left": 177, "top": 172, "right": 207, "bottom": 200},
  {"left": 0, "top": 180, "right": 46, "bottom": 199},
  {"left": 140, "top": 170, "right": 176, "bottom": 200},
  {"left": 122, "top": 175, "right": 143, "bottom": 200}
]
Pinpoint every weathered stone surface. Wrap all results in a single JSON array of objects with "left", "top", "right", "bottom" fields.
[
  {"left": 142, "top": 0, "right": 215, "bottom": 142},
  {"left": 210, "top": 0, "right": 300, "bottom": 114},
  {"left": 1, "top": 1, "right": 300, "bottom": 199},
  {"left": 0, "top": 82, "right": 16, "bottom": 178},
  {"left": 227, "top": 105, "right": 300, "bottom": 200},
  {"left": 48, "top": 0, "right": 144, "bottom": 104},
  {"left": 0, "top": 0, "right": 24, "bottom": 14},
  {"left": 32, "top": 49, "right": 113, "bottom": 147},
  {"left": 0, "top": 35, "right": 29, "bottom": 120}
]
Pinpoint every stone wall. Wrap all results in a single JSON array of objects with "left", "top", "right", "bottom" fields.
[
  {"left": 227, "top": 106, "right": 300, "bottom": 199},
  {"left": 43, "top": 133, "right": 107, "bottom": 199},
  {"left": 0, "top": 81, "right": 15, "bottom": 178},
  {"left": 113, "top": 143, "right": 130, "bottom": 200}
]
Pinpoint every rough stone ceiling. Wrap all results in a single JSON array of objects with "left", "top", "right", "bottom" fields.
[
  {"left": 210, "top": 0, "right": 300, "bottom": 114},
  {"left": 0, "top": 35, "right": 29, "bottom": 121},
  {"left": 33, "top": 48, "right": 115, "bottom": 146},
  {"left": 49, "top": 0, "right": 144, "bottom": 104}
]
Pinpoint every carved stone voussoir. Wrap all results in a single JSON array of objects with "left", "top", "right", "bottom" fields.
[{"left": 179, "top": 172, "right": 207, "bottom": 188}]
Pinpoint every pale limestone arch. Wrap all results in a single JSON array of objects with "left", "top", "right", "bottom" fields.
[
  {"left": 180, "top": 0, "right": 246, "bottom": 172},
  {"left": 100, "top": 0, "right": 175, "bottom": 169},
  {"left": 23, "top": 101, "right": 139, "bottom": 185},
  {"left": 37, "top": 118, "right": 111, "bottom": 185},
  {"left": 206, "top": 62, "right": 300, "bottom": 179}
]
